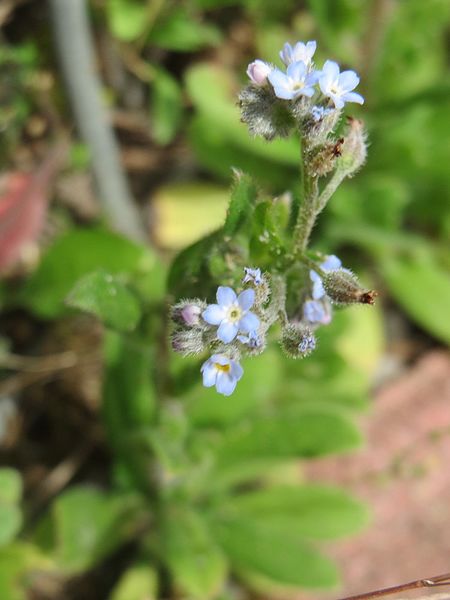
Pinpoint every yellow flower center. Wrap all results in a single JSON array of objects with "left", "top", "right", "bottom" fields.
[
  {"left": 228, "top": 306, "right": 242, "bottom": 322},
  {"left": 215, "top": 363, "right": 231, "bottom": 373}
]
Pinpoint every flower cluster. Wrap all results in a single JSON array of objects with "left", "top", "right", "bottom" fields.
[
  {"left": 246, "top": 40, "right": 364, "bottom": 110},
  {"left": 171, "top": 258, "right": 375, "bottom": 395},
  {"left": 170, "top": 269, "right": 268, "bottom": 396},
  {"left": 170, "top": 43, "right": 374, "bottom": 396}
]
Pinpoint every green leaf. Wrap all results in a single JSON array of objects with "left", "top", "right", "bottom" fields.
[
  {"left": 149, "top": 9, "right": 222, "bottom": 51},
  {"left": 217, "top": 485, "right": 369, "bottom": 541},
  {"left": 0, "top": 505, "right": 22, "bottom": 547},
  {"left": 18, "top": 228, "right": 159, "bottom": 318},
  {"left": 0, "top": 468, "right": 22, "bottom": 504},
  {"left": 110, "top": 563, "right": 158, "bottom": 600},
  {"left": 0, "top": 469, "right": 23, "bottom": 547},
  {"left": 40, "top": 486, "right": 143, "bottom": 574},
  {"left": 214, "top": 517, "right": 338, "bottom": 591},
  {"left": 107, "top": 0, "right": 148, "bottom": 41},
  {"left": 66, "top": 270, "right": 141, "bottom": 332},
  {"left": 104, "top": 331, "right": 156, "bottom": 432},
  {"left": 151, "top": 68, "right": 183, "bottom": 146},
  {"left": 161, "top": 507, "right": 227, "bottom": 599},
  {"left": 211, "top": 405, "right": 362, "bottom": 487},
  {"left": 223, "top": 171, "right": 257, "bottom": 236},
  {"left": 167, "top": 231, "right": 221, "bottom": 299},
  {"left": 381, "top": 251, "right": 450, "bottom": 344},
  {"left": 0, "top": 544, "right": 51, "bottom": 600},
  {"left": 103, "top": 333, "right": 156, "bottom": 493},
  {"left": 17, "top": 228, "right": 159, "bottom": 318}
]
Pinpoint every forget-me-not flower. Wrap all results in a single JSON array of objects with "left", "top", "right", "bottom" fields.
[
  {"left": 268, "top": 61, "right": 318, "bottom": 100},
  {"left": 242, "top": 267, "right": 263, "bottom": 285},
  {"left": 202, "top": 286, "right": 260, "bottom": 343},
  {"left": 311, "top": 105, "right": 334, "bottom": 122},
  {"left": 237, "top": 330, "right": 262, "bottom": 349},
  {"left": 247, "top": 60, "right": 272, "bottom": 86},
  {"left": 201, "top": 354, "right": 243, "bottom": 396},
  {"left": 299, "top": 331, "right": 316, "bottom": 354},
  {"left": 280, "top": 41, "right": 317, "bottom": 68},
  {"left": 318, "top": 60, "right": 364, "bottom": 109},
  {"left": 310, "top": 255, "right": 342, "bottom": 299},
  {"left": 303, "top": 299, "right": 332, "bottom": 325}
]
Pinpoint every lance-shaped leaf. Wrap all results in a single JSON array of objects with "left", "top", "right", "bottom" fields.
[
  {"left": 34, "top": 486, "right": 144, "bottom": 574},
  {"left": 160, "top": 507, "right": 227, "bottom": 599},
  {"left": 213, "top": 517, "right": 338, "bottom": 591},
  {"left": 210, "top": 405, "right": 362, "bottom": 487},
  {"left": 223, "top": 171, "right": 258, "bottom": 237},
  {"left": 215, "top": 484, "right": 369, "bottom": 541}
]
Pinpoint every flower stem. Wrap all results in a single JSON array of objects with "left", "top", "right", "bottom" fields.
[
  {"left": 293, "top": 136, "right": 319, "bottom": 252},
  {"left": 314, "top": 168, "right": 347, "bottom": 214},
  {"left": 336, "top": 573, "right": 450, "bottom": 600}
]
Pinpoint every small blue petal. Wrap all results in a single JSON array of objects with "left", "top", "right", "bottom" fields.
[
  {"left": 273, "top": 86, "right": 295, "bottom": 100},
  {"left": 239, "top": 311, "right": 260, "bottom": 333},
  {"left": 342, "top": 92, "right": 364, "bottom": 105},
  {"left": 304, "top": 300, "right": 326, "bottom": 323},
  {"left": 217, "top": 286, "right": 237, "bottom": 307},
  {"left": 268, "top": 69, "right": 289, "bottom": 88},
  {"left": 321, "top": 255, "right": 341, "bottom": 271},
  {"left": 287, "top": 60, "right": 307, "bottom": 81},
  {"left": 201, "top": 361, "right": 217, "bottom": 387},
  {"left": 238, "top": 288, "right": 255, "bottom": 311},
  {"left": 216, "top": 372, "right": 237, "bottom": 396},
  {"left": 202, "top": 304, "right": 225, "bottom": 325},
  {"left": 217, "top": 321, "right": 239, "bottom": 343},
  {"left": 338, "top": 70, "right": 359, "bottom": 92}
]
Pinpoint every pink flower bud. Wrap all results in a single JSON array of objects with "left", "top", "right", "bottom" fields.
[
  {"left": 180, "top": 304, "right": 201, "bottom": 326},
  {"left": 246, "top": 60, "right": 272, "bottom": 86}
]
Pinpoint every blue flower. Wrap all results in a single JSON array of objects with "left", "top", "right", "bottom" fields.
[
  {"left": 280, "top": 41, "right": 317, "bottom": 68},
  {"left": 242, "top": 267, "right": 263, "bottom": 285},
  {"left": 311, "top": 105, "right": 334, "bottom": 122},
  {"left": 237, "top": 330, "right": 262, "bottom": 349},
  {"left": 318, "top": 60, "right": 364, "bottom": 109},
  {"left": 201, "top": 354, "right": 243, "bottom": 396},
  {"left": 310, "top": 255, "right": 342, "bottom": 299},
  {"left": 303, "top": 299, "right": 332, "bottom": 325},
  {"left": 298, "top": 331, "right": 316, "bottom": 354},
  {"left": 268, "top": 61, "right": 318, "bottom": 101},
  {"left": 202, "top": 286, "right": 260, "bottom": 343}
]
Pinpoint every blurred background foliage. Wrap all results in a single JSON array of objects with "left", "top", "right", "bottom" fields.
[{"left": 0, "top": 0, "right": 449, "bottom": 599}]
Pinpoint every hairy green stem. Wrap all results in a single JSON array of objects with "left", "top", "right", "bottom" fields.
[
  {"left": 293, "top": 137, "right": 319, "bottom": 252},
  {"left": 314, "top": 168, "right": 347, "bottom": 215}
]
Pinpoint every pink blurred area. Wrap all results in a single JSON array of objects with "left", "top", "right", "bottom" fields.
[
  {"left": 0, "top": 145, "right": 66, "bottom": 275},
  {"left": 307, "top": 350, "right": 450, "bottom": 598}
]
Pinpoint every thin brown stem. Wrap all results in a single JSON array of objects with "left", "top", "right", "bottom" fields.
[{"left": 337, "top": 573, "right": 450, "bottom": 600}]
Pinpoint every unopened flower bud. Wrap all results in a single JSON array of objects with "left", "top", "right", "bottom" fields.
[
  {"left": 239, "top": 85, "right": 295, "bottom": 140},
  {"left": 280, "top": 323, "right": 316, "bottom": 358},
  {"left": 246, "top": 60, "right": 272, "bottom": 86},
  {"left": 336, "top": 117, "right": 367, "bottom": 177},
  {"left": 171, "top": 328, "right": 205, "bottom": 356},
  {"left": 307, "top": 138, "right": 344, "bottom": 177},
  {"left": 323, "top": 270, "right": 377, "bottom": 305},
  {"left": 171, "top": 300, "right": 206, "bottom": 327}
]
